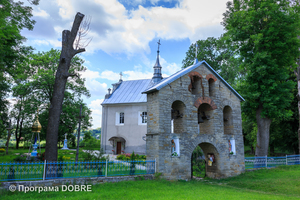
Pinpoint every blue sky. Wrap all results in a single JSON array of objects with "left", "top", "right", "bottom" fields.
[{"left": 21, "top": 0, "right": 228, "bottom": 128}]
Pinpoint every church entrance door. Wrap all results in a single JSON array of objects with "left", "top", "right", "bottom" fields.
[{"left": 117, "top": 142, "right": 122, "bottom": 154}]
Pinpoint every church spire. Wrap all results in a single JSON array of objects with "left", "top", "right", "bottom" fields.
[{"left": 152, "top": 39, "right": 163, "bottom": 84}]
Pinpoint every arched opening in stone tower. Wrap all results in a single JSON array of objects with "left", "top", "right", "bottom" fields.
[
  {"left": 190, "top": 76, "right": 201, "bottom": 95},
  {"left": 191, "top": 142, "right": 220, "bottom": 179},
  {"left": 223, "top": 106, "right": 233, "bottom": 134},
  {"left": 171, "top": 100, "right": 186, "bottom": 133},
  {"left": 208, "top": 78, "right": 215, "bottom": 97},
  {"left": 198, "top": 103, "right": 213, "bottom": 134}
]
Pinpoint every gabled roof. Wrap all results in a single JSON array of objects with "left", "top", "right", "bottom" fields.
[
  {"left": 143, "top": 60, "right": 245, "bottom": 101},
  {"left": 102, "top": 79, "right": 153, "bottom": 105}
]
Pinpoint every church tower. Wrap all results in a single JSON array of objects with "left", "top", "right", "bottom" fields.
[{"left": 152, "top": 40, "right": 163, "bottom": 84}]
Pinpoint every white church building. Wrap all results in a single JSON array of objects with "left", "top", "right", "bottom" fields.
[{"left": 101, "top": 42, "right": 164, "bottom": 155}]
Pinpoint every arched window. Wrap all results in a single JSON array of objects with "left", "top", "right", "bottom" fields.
[
  {"left": 198, "top": 103, "right": 213, "bottom": 134},
  {"left": 190, "top": 76, "right": 201, "bottom": 95},
  {"left": 223, "top": 106, "right": 233, "bottom": 134},
  {"left": 171, "top": 101, "right": 185, "bottom": 133},
  {"left": 208, "top": 78, "right": 215, "bottom": 97}
]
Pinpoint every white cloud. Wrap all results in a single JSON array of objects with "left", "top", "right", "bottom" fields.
[
  {"left": 88, "top": 99, "right": 103, "bottom": 128},
  {"left": 96, "top": 54, "right": 181, "bottom": 81},
  {"left": 24, "top": 0, "right": 226, "bottom": 55},
  {"left": 100, "top": 70, "right": 120, "bottom": 81},
  {"left": 159, "top": 57, "right": 181, "bottom": 75},
  {"left": 123, "top": 71, "right": 153, "bottom": 80},
  {"left": 32, "top": 8, "right": 50, "bottom": 18},
  {"left": 81, "top": 69, "right": 101, "bottom": 79},
  {"left": 56, "top": 0, "right": 74, "bottom": 20},
  {"left": 80, "top": 69, "right": 107, "bottom": 97}
]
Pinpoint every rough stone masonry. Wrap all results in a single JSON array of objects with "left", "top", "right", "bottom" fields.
[{"left": 144, "top": 61, "right": 245, "bottom": 180}]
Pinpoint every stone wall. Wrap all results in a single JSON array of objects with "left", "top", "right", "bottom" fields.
[
  {"left": 0, "top": 175, "right": 154, "bottom": 191},
  {"left": 146, "top": 62, "right": 245, "bottom": 180}
]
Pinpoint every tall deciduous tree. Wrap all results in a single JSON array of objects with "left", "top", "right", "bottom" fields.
[
  {"left": 223, "top": 0, "right": 300, "bottom": 156},
  {"left": 45, "top": 12, "right": 87, "bottom": 161},
  {"left": 10, "top": 48, "right": 91, "bottom": 150},
  {"left": 182, "top": 36, "right": 242, "bottom": 86},
  {"left": 0, "top": 0, "right": 38, "bottom": 134},
  {"left": 29, "top": 49, "right": 90, "bottom": 146}
]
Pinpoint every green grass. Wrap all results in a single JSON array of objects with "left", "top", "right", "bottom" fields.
[
  {"left": 0, "top": 158, "right": 149, "bottom": 181},
  {"left": 0, "top": 149, "right": 30, "bottom": 163},
  {"left": 0, "top": 149, "right": 96, "bottom": 163},
  {"left": 207, "top": 165, "right": 300, "bottom": 197},
  {"left": 1, "top": 165, "right": 300, "bottom": 199}
]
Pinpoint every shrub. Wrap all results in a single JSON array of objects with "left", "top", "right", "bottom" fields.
[
  {"left": 13, "top": 155, "right": 33, "bottom": 162},
  {"left": 116, "top": 154, "right": 126, "bottom": 161},
  {"left": 0, "top": 148, "right": 5, "bottom": 152},
  {"left": 116, "top": 152, "right": 146, "bottom": 161},
  {"left": 82, "top": 147, "right": 108, "bottom": 161}
]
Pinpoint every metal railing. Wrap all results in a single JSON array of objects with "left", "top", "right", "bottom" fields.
[
  {"left": 0, "top": 160, "right": 155, "bottom": 182},
  {"left": 245, "top": 155, "right": 300, "bottom": 169}
]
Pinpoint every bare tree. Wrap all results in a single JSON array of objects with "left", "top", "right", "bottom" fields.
[
  {"left": 45, "top": 12, "right": 88, "bottom": 161},
  {"left": 74, "top": 15, "right": 92, "bottom": 50}
]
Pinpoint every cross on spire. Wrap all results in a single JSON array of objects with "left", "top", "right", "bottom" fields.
[
  {"left": 157, "top": 39, "right": 161, "bottom": 51},
  {"left": 119, "top": 72, "right": 123, "bottom": 81}
]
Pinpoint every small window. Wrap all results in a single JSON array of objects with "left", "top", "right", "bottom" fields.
[
  {"left": 142, "top": 112, "right": 147, "bottom": 123},
  {"left": 116, "top": 112, "right": 124, "bottom": 125},
  {"left": 119, "top": 112, "right": 124, "bottom": 124},
  {"left": 138, "top": 111, "right": 147, "bottom": 125}
]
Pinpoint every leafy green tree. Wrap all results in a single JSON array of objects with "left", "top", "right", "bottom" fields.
[
  {"left": 0, "top": 0, "right": 39, "bottom": 136},
  {"left": 182, "top": 36, "right": 242, "bottom": 86},
  {"left": 0, "top": 79, "right": 10, "bottom": 137},
  {"left": 29, "top": 49, "right": 91, "bottom": 146},
  {"left": 0, "top": 0, "right": 38, "bottom": 76},
  {"left": 223, "top": 0, "right": 300, "bottom": 156},
  {"left": 10, "top": 79, "right": 37, "bottom": 149},
  {"left": 9, "top": 49, "right": 91, "bottom": 151}
]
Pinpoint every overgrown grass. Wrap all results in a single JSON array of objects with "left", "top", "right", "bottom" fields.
[{"left": 1, "top": 165, "right": 300, "bottom": 199}]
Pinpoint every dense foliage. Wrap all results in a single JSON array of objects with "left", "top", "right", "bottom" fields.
[
  {"left": 182, "top": 0, "right": 300, "bottom": 155},
  {"left": 0, "top": 0, "right": 39, "bottom": 137}
]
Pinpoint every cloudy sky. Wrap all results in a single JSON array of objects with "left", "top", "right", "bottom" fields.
[{"left": 21, "top": 0, "right": 228, "bottom": 129}]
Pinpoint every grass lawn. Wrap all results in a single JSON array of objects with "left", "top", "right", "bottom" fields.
[
  {"left": 1, "top": 165, "right": 300, "bottom": 199},
  {"left": 0, "top": 149, "right": 98, "bottom": 163}
]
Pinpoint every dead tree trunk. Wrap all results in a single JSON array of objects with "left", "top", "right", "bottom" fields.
[{"left": 45, "top": 12, "right": 86, "bottom": 161}]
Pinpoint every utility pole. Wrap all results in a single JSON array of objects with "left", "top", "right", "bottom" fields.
[{"left": 75, "top": 104, "right": 84, "bottom": 162}]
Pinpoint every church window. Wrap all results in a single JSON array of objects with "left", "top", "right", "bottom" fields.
[
  {"left": 171, "top": 101, "right": 185, "bottom": 133},
  {"left": 142, "top": 112, "right": 147, "bottom": 123},
  {"left": 120, "top": 112, "right": 124, "bottom": 124},
  {"left": 208, "top": 78, "right": 215, "bottom": 97},
  {"left": 138, "top": 111, "right": 147, "bottom": 125},
  {"left": 223, "top": 106, "right": 233, "bottom": 134},
  {"left": 198, "top": 103, "right": 213, "bottom": 134},
  {"left": 190, "top": 76, "right": 201, "bottom": 95},
  {"left": 116, "top": 112, "right": 125, "bottom": 125}
]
